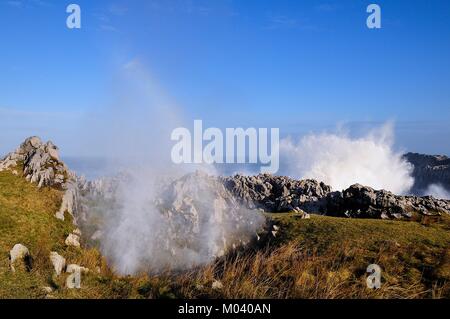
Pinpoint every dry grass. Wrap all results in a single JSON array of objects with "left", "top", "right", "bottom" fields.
[{"left": 140, "top": 214, "right": 450, "bottom": 299}]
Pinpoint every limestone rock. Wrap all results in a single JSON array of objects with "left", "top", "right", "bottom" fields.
[
  {"left": 404, "top": 152, "right": 450, "bottom": 195},
  {"left": 326, "top": 183, "right": 450, "bottom": 219},
  {"left": 222, "top": 174, "right": 331, "bottom": 213},
  {"left": 0, "top": 136, "right": 73, "bottom": 189},
  {"left": 221, "top": 174, "right": 450, "bottom": 220},
  {"left": 212, "top": 280, "right": 223, "bottom": 290},
  {"left": 158, "top": 171, "right": 266, "bottom": 263},
  {"left": 55, "top": 182, "right": 79, "bottom": 222},
  {"left": 9, "top": 244, "right": 32, "bottom": 272},
  {"left": 65, "top": 233, "right": 81, "bottom": 247},
  {"left": 49, "top": 251, "right": 66, "bottom": 276}
]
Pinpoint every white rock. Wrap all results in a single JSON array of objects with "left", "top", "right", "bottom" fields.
[
  {"left": 28, "top": 136, "right": 42, "bottom": 148},
  {"left": 212, "top": 280, "right": 223, "bottom": 290},
  {"left": 9, "top": 244, "right": 31, "bottom": 272},
  {"left": 49, "top": 252, "right": 66, "bottom": 276},
  {"left": 65, "top": 234, "right": 80, "bottom": 247},
  {"left": 55, "top": 184, "right": 78, "bottom": 221},
  {"left": 47, "top": 144, "right": 60, "bottom": 161},
  {"left": 55, "top": 210, "right": 65, "bottom": 220}
]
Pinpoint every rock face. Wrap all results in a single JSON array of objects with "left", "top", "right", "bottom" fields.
[
  {"left": 155, "top": 171, "right": 265, "bottom": 263},
  {"left": 404, "top": 152, "right": 450, "bottom": 195},
  {"left": 221, "top": 174, "right": 450, "bottom": 220},
  {"left": 9, "top": 244, "right": 32, "bottom": 272},
  {"left": 78, "top": 170, "right": 266, "bottom": 272},
  {"left": 55, "top": 181, "right": 79, "bottom": 221},
  {"left": 327, "top": 184, "right": 450, "bottom": 219},
  {"left": 0, "top": 137, "right": 73, "bottom": 188},
  {"left": 0, "top": 137, "right": 80, "bottom": 224},
  {"left": 222, "top": 174, "right": 331, "bottom": 213}
]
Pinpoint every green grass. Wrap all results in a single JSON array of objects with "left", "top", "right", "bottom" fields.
[
  {"left": 0, "top": 170, "right": 136, "bottom": 299},
  {"left": 263, "top": 213, "right": 450, "bottom": 298}
]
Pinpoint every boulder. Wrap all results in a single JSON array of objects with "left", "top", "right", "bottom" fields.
[
  {"left": 9, "top": 244, "right": 32, "bottom": 272},
  {"left": 65, "top": 233, "right": 81, "bottom": 247},
  {"left": 49, "top": 252, "right": 66, "bottom": 276}
]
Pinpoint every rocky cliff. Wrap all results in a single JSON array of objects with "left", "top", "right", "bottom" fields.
[
  {"left": 403, "top": 152, "right": 450, "bottom": 194},
  {"left": 0, "top": 136, "right": 72, "bottom": 188},
  {"left": 0, "top": 137, "right": 79, "bottom": 223},
  {"left": 222, "top": 174, "right": 450, "bottom": 219}
]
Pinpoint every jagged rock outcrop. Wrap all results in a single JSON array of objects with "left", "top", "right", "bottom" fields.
[
  {"left": 0, "top": 136, "right": 73, "bottom": 188},
  {"left": 404, "top": 152, "right": 450, "bottom": 195},
  {"left": 222, "top": 174, "right": 331, "bottom": 213},
  {"left": 327, "top": 184, "right": 450, "bottom": 219},
  {"left": 221, "top": 174, "right": 450, "bottom": 220},
  {"left": 156, "top": 171, "right": 266, "bottom": 259},
  {"left": 77, "top": 171, "right": 266, "bottom": 272},
  {"left": 0, "top": 137, "right": 80, "bottom": 224},
  {"left": 55, "top": 180, "right": 79, "bottom": 221}
]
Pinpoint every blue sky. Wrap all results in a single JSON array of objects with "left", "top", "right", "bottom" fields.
[{"left": 1, "top": 0, "right": 450, "bottom": 156}]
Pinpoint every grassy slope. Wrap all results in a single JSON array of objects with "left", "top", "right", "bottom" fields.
[
  {"left": 161, "top": 213, "right": 450, "bottom": 299},
  {"left": 269, "top": 213, "right": 450, "bottom": 298},
  {"left": 0, "top": 170, "right": 138, "bottom": 299},
  {"left": 1, "top": 170, "right": 449, "bottom": 299}
]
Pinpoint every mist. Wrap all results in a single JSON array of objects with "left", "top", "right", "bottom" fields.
[
  {"left": 424, "top": 184, "right": 450, "bottom": 200},
  {"left": 279, "top": 123, "right": 415, "bottom": 194},
  {"left": 78, "top": 60, "right": 264, "bottom": 274}
]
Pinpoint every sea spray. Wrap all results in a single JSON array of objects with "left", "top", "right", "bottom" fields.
[{"left": 279, "top": 123, "right": 414, "bottom": 194}]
